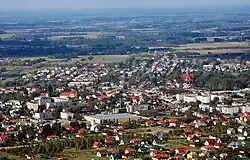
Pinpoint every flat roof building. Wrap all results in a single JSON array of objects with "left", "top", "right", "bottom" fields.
[{"left": 84, "top": 113, "right": 146, "bottom": 124}]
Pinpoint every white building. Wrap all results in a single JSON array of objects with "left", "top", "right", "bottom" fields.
[
  {"left": 183, "top": 94, "right": 197, "bottom": 103},
  {"left": 34, "top": 111, "right": 53, "bottom": 120},
  {"left": 211, "top": 94, "right": 224, "bottom": 102},
  {"left": 203, "top": 64, "right": 214, "bottom": 70},
  {"left": 222, "top": 106, "right": 239, "bottom": 115},
  {"left": 26, "top": 102, "right": 39, "bottom": 112},
  {"left": 197, "top": 95, "right": 211, "bottom": 104},
  {"left": 34, "top": 97, "right": 52, "bottom": 106},
  {"left": 60, "top": 112, "right": 74, "bottom": 120},
  {"left": 5, "top": 100, "right": 22, "bottom": 109},
  {"left": 240, "top": 105, "right": 250, "bottom": 113},
  {"left": 52, "top": 97, "right": 72, "bottom": 108},
  {"left": 199, "top": 104, "right": 210, "bottom": 111},
  {"left": 176, "top": 94, "right": 184, "bottom": 102},
  {"left": 84, "top": 113, "right": 146, "bottom": 124}
]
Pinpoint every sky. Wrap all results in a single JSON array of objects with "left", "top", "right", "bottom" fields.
[{"left": 0, "top": 0, "right": 250, "bottom": 11}]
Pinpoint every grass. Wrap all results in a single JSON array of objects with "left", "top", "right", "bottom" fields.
[
  {"left": 173, "top": 42, "right": 250, "bottom": 54},
  {"left": 17, "top": 55, "right": 130, "bottom": 64},
  {"left": 78, "top": 55, "right": 130, "bottom": 63},
  {"left": 126, "top": 126, "right": 172, "bottom": 133},
  {"left": 165, "top": 139, "right": 200, "bottom": 152},
  {"left": 0, "top": 152, "right": 26, "bottom": 160}
]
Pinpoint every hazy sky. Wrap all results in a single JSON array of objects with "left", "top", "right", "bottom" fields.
[{"left": 0, "top": 0, "right": 250, "bottom": 11}]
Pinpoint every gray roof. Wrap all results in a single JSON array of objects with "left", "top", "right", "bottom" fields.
[{"left": 86, "top": 113, "right": 144, "bottom": 120}]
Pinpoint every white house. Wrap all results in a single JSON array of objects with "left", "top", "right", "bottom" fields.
[
  {"left": 60, "top": 112, "right": 74, "bottom": 120},
  {"left": 183, "top": 94, "right": 197, "bottom": 103},
  {"left": 197, "top": 95, "right": 211, "bottom": 104},
  {"left": 227, "top": 128, "right": 235, "bottom": 135},
  {"left": 34, "top": 111, "right": 54, "bottom": 120},
  {"left": 222, "top": 106, "right": 239, "bottom": 115}
]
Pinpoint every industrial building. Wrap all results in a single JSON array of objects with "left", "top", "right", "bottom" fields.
[{"left": 84, "top": 113, "right": 146, "bottom": 124}]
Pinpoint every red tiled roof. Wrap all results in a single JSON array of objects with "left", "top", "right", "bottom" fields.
[
  {"left": 175, "top": 147, "right": 189, "bottom": 156},
  {"left": 131, "top": 138, "right": 142, "bottom": 143},
  {"left": 169, "top": 119, "right": 180, "bottom": 124},
  {"left": 130, "top": 96, "right": 139, "bottom": 100},
  {"left": 67, "top": 126, "right": 75, "bottom": 131},
  {"left": 202, "top": 145, "right": 214, "bottom": 150},
  {"left": 153, "top": 153, "right": 169, "bottom": 159},
  {"left": 47, "top": 135, "right": 59, "bottom": 139},
  {"left": 93, "top": 141, "right": 102, "bottom": 148}
]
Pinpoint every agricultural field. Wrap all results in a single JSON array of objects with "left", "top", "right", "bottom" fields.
[
  {"left": 0, "top": 34, "right": 15, "bottom": 39},
  {"left": 173, "top": 42, "right": 250, "bottom": 54}
]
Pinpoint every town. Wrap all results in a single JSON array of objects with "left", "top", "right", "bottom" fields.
[
  {"left": 0, "top": 2, "right": 250, "bottom": 160},
  {"left": 0, "top": 51, "right": 249, "bottom": 160}
]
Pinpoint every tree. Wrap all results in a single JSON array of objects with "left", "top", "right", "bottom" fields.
[{"left": 88, "top": 56, "right": 94, "bottom": 61}]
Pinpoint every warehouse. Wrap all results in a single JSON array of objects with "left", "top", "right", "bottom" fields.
[{"left": 84, "top": 113, "right": 146, "bottom": 124}]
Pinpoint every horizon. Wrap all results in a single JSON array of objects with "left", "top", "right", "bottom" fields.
[{"left": 1, "top": 0, "right": 250, "bottom": 12}]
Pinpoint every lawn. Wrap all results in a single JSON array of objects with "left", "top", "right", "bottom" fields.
[
  {"left": 126, "top": 126, "right": 172, "bottom": 134},
  {"left": 165, "top": 139, "right": 200, "bottom": 152}
]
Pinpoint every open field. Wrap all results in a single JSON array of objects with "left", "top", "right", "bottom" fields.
[
  {"left": 126, "top": 126, "right": 172, "bottom": 134},
  {"left": 173, "top": 42, "right": 250, "bottom": 54},
  {"left": 47, "top": 32, "right": 103, "bottom": 40},
  {"left": 18, "top": 55, "right": 129, "bottom": 64},
  {"left": 177, "top": 42, "right": 250, "bottom": 49},
  {"left": 182, "top": 49, "right": 250, "bottom": 54},
  {"left": 0, "top": 34, "right": 15, "bottom": 39}
]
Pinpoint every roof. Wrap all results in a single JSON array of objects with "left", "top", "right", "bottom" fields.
[{"left": 85, "top": 113, "right": 144, "bottom": 120}]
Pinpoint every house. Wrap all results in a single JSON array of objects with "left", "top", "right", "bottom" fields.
[
  {"left": 130, "top": 138, "right": 142, "bottom": 144},
  {"left": 104, "top": 136, "right": 115, "bottom": 145},
  {"left": 243, "top": 129, "right": 250, "bottom": 137},
  {"left": 187, "top": 134, "right": 197, "bottom": 141},
  {"left": 138, "top": 146, "right": 149, "bottom": 153},
  {"left": 59, "top": 90, "right": 78, "bottom": 99},
  {"left": 60, "top": 112, "right": 74, "bottom": 120},
  {"left": 93, "top": 141, "right": 103, "bottom": 148},
  {"left": 194, "top": 131, "right": 203, "bottom": 137},
  {"left": 76, "top": 128, "right": 86, "bottom": 137},
  {"left": 201, "top": 145, "right": 214, "bottom": 151},
  {"left": 214, "top": 142, "right": 224, "bottom": 149},
  {"left": 125, "top": 148, "right": 136, "bottom": 156},
  {"left": 96, "top": 150, "right": 108, "bottom": 158},
  {"left": 227, "top": 128, "right": 235, "bottom": 135},
  {"left": 47, "top": 135, "right": 59, "bottom": 140},
  {"left": 52, "top": 97, "right": 73, "bottom": 108},
  {"left": 204, "top": 139, "right": 217, "bottom": 146},
  {"left": 238, "top": 126, "right": 245, "bottom": 133},
  {"left": 34, "top": 110, "right": 54, "bottom": 120},
  {"left": 150, "top": 149, "right": 164, "bottom": 157},
  {"left": 228, "top": 141, "right": 242, "bottom": 148},
  {"left": 175, "top": 147, "right": 189, "bottom": 156},
  {"left": 146, "top": 119, "right": 155, "bottom": 126},
  {"left": 169, "top": 119, "right": 180, "bottom": 127},
  {"left": 40, "top": 93, "right": 49, "bottom": 97},
  {"left": 152, "top": 153, "right": 169, "bottom": 160}
]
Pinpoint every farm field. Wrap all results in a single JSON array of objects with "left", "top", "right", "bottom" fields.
[
  {"left": 0, "top": 34, "right": 15, "bottom": 39},
  {"left": 18, "top": 55, "right": 130, "bottom": 64},
  {"left": 173, "top": 42, "right": 250, "bottom": 54},
  {"left": 176, "top": 42, "right": 250, "bottom": 49}
]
